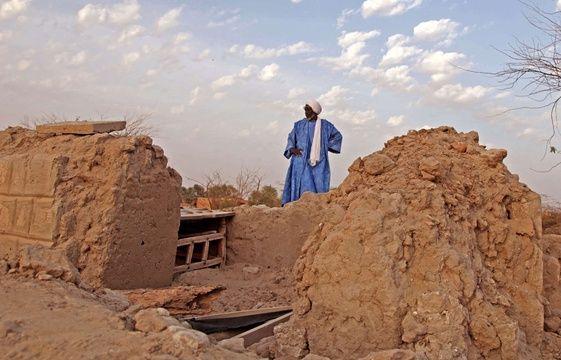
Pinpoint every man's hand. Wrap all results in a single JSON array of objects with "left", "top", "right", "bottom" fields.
[{"left": 290, "top": 148, "right": 302, "bottom": 156}]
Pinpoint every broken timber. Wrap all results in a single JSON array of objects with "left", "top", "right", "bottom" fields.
[
  {"left": 233, "top": 312, "right": 292, "bottom": 346},
  {"left": 183, "top": 306, "right": 292, "bottom": 334},
  {"left": 36, "top": 121, "right": 126, "bottom": 135},
  {"left": 174, "top": 209, "right": 235, "bottom": 274}
]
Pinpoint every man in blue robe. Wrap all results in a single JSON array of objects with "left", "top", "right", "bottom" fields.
[{"left": 282, "top": 99, "right": 343, "bottom": 205}]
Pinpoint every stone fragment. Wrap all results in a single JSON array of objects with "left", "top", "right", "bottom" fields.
[
  {"left": 418, "top": 157, "right": 442, "bottom": 181},
  {"left": 401, "top": 312, "right": 427, "bottom": 343},
  {"left": 218, "top": 337, "right": 245, "bottom": 353},
  {"left": 482, "top": 148, "right": 507, "bottom": 166},
  {"left": 36, "top": 272, "right": 53, "bottom": 281},
  {"left": 250, "top": 335, "right": 276, "bottom": 359},
  {"left": 303, "top": 354, "right": 331, "bottom": 360},
  {"left": 0, "top": 259, "right": 8, "bottom": 274},
  {"left": 172, "top": 329, "right": 210, "bottom": 351},
  {"left": 450, "top": 141, "right": 467, "bottom": 153},
  {"left": 546, "top": 317, "right": 561, "bottom": 333},
  {"left": 242, "top": 266, "right": 260, "bottom": 276},
  {"left": 134, "top": 308, "right": 180, "bottom": 333},
  {"left": 274, "top": 322, "right": 308, "bottom": 358},
  {"left": 362, "top": 153, "right": 395, "bottom": 176},
  {"left": 97, "top": 288, "right": 131, "bottom": 312}
]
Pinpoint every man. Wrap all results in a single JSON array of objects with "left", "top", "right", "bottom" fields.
[{"left": 282, "top": 99, "right": 343, "bottom": 205}]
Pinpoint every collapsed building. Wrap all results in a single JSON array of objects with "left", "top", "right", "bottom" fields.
[{"left": 1, "top": 123, "right": 561, "bottom": 359}]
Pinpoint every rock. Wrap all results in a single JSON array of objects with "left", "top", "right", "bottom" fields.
[
  {"left": 171, "top": 329, "right": 210, "bottom": 351},
  {"left": 359, "top": 349, "right": 417, "bottom": 360},
  {"left": 362, "top": 153, "right": 395, "bottom": 176},
  {"left": 401, "top": 312, "right": 427, "bottom": 343},
  {"left": 243, "top": 266, "right": 260, "bottom": 275},
  {"left": 0, "top": 320, "right": 22, "bottom": 338},
  {"left": 482, "top": 148, "right": 507, "bottom": 166},
  {"left": 97, "top": 288, "right": 131, "bottom": 312},
  {"left": 274, "top": 322, "right": 308, "bottom": 358},
  {"left": 218, "top": 337, "right": 245, "bottom": 353},
  {"left": 450, "top": 141, "right": 467, "bottom": 153},
  {"left": 546, "top": 317, "right": 561, "bottom": 333},
  {"left": 418, "top": 156, "right": 442, "bottom": 181},
  {"left": 8, "top": 268, "right": 17, "bottom": 274},
  {"left": 134, "top": 308, "right": 180, "bottom": 333},
  {"left": 18, "top": 245, "right": 80, "bottom": 284},
  {"left": 36, "top": 272, "right": 53, "bottom": 281},
  {"left": 250, "top": 335, "right": 276, "bottom": 359}
]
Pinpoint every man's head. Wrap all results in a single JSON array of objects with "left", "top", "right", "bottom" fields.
[{"left": 304, "top": 99, "right": 322, "bottom": 120}]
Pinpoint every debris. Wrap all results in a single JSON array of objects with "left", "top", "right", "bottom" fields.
[
  {"left": 134, "top": 308, "right": 181, "bottom": 333},
  {"left": 242, "top": 266, "right": 260, "bottom": 277},
  {"left": 96, "top": 288, "right": 131, "bottom": 312},
  {"left": 35, "top": 121, "right": 126, "bottom": 135},
  {"left": 171, "top": 329, "right": 210, "bottom": 351},
  {"left": 0, "top": 320, "right": 22, "bottom": 338},
  {"left": 36, "top": 272, "right": 53, "bottom": 281},
  {"left": 124, "top": 286, "right": 220, "bottom": 315},
  {"left": 358, "top": 349, "right": 417, "bottom": 360},
  {"left": 218, "top": 337, "right": 245, "bottom": 353}
]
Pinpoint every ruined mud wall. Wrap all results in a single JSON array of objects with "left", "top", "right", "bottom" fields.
[
  {"left": 0, "top": 127, "right": 181, "bottom": 289},
  {"left": 277, "top": 127, "right": 544, "bottom": 359},
  {"left": 227, "top": 194, "right": 326, "bottom": 269}
]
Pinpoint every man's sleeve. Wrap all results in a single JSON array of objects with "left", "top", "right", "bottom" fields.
[
  {"left": 283, "top": 125, "right": 297, "bottom": 159},
  {"left": 328, "top": 124, "right": 342, "bottom": 154}
]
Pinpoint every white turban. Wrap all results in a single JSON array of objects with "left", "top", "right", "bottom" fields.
[{"left": 306, "top": 99, "right": 322, "bottom": 115}]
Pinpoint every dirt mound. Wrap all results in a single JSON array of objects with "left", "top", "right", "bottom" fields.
[
  {"left": 0, "top": 127, "right": 181, "bottom": 289},
  {"left": 278, "top": 127, "right": 544, "bottom": 359}
]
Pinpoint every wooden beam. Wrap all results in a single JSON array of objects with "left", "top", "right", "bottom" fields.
[
  {"left": 36, "top": 121, "right": 126, "bottom": 135},
  {"left": 180, "top": 209, "right": 235, "bottom": 221},
  {"left": 233, "top": 312, "right": 292, "bottom": 347},
  {"left": 202, "top": 240, "right": 209, "bottom": 262},
  {"left": 178, "top": 233, "right": 223, "bottom": 246},
  {"left": 174, "top": 258, "right": 223, "bottom": 274},
  {"left": 186, "top": 243, "right": 194, "bottom": 264},
  {"left": 187, "top": 306, "right": 292, "bottom": 321}
]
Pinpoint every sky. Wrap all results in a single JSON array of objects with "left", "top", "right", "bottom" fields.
[{"left": 0, "top": 0, "right": 560, "bottom": 201}]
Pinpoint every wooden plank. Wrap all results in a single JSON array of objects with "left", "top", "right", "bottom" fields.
[
  {"left": 178, "top": 233, "right": 223, "bottom": 246},
  {"left": 180, "top": 209, "right": 235, "bottom": 221},
  {"left": 36, "top": 121, "right": 126, "bottom": 135},
  {"left": 186, "top": 243, "right": 194, "bottom": 264},
  {"left": 174, "top": 258, "right": 223, "bottom": 274},
  {"left": 186, "top": 306, "right": 292, "bottom": 321},
  {"left": 233, "top": 312, "right": 292, "bottom": 347},
  {"left": 202, "top": 240, "right": 209, "bottom": 262}
]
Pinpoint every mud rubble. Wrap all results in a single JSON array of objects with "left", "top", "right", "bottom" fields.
[{"left": 269, "top": 127, "right": 561, "bottom": 359}]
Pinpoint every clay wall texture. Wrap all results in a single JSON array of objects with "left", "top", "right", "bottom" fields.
[{"left": 0, "top": 127, "right": 181, "bottom": 289}]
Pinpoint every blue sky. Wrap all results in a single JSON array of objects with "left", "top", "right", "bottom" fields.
[{"left": 0, "top": 0, "right": 560, "bottom": 201}]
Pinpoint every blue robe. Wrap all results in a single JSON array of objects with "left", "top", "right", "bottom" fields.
[{"left": 282, "top": 119, "right": 342, "bottom": 205}]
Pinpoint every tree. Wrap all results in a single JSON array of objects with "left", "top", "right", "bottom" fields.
[
  {"left": 493, "top": 2, "right": 561, "bottom": 170},
  {"left": 248, "top": 185, "right": 281, "bottom": 207}
]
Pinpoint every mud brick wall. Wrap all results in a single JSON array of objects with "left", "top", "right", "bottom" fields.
[
  {"left": 0, "top": 154, "right": 64, "bottom": 246},
  {"left": 0, "top": 127, "right": 182, "bottom": 289}
]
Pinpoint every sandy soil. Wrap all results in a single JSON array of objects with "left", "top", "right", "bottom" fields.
[
  {"left": 174, "top": 263, "right": 295, "bottom": 313},
  {"left": 0, "top": 273, "right": 259, "bottom": 360}
]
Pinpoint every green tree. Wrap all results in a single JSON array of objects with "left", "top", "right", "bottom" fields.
[{"left": 248, "top": 185, "right": 281, "bottom": 207}]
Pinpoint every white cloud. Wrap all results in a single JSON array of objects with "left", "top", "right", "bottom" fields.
[
  {"left": 557, "top": 0, "right": 561, "bottom": 11},
  {"left": 336, "top": 109, "right": 376, "bottom": 125},
  {"left": 288, "top": 87, "right": 306, "bottom": 99},
  {"left": 0, "top": 0, "right": 30, "bottom": 20},
  {"left": 433, "top": 83, "right": 490, "bottom": 104},
  {"left": 361, "top": 0, "right": 422, "bottom": 17},
  {"left": 238, "top": 64, "right": 258, "bottom": 79},
  {"left": 319, "top": 85, "right": 349, "bottom": 107},
  {"left": 413, "top": 18, "right": 460, "bottom": 45},
  {"left": 208, "top": 14, "right": 240, "bottom": 28},
  {"left": 77, "top": 0, "right": 140, "bottom": 26},
  {"left": 379, "top": 43, "right": 421, "bottom": 67},
  {"left": 337, "top": 9, "right": 357, "bottom": 29},
  {"left": 353, "top": 65, "right": 415, "bottom": 91},
  {"left": 259, "top": 63, "right": 279, "bottom": 81},
  {"left": 213, "top": 92, "right": 226, "bottom": 100},
  {"left": 291, "top": 0, "right": 303, "bottom": 3},
  {"left": 196, "top": 48, "right": 211, "bottom": 61},
  {"left": 189, "top": 87, "right": 201, "bottom": 105},
  {"left": 518, "top": 127, "right": 536, "bottom": 138},
  {"left": 122, "top": 52, "right": 140, "bottom": 65},
  {"left": 387, "top": 115, "right": 404, "bottom": 126},
  {"left": 239, "top": 41, "right": 315, "bottom": 59},
  {"left": 17, "top": 58, "right": 31, "bottom": 71},
  {"left": 314, "top": 30, "right": 379, "bottom": 71},
  {"left": 418, "top": 50, "right": 466, "bottom": 82},
  {"left": 157, "top": 6, "right": 183, "bottom": 32},
  {"left": 338, "top": 30, "right": 381, "bottom": 48},
  {"left": 173, "top": 32, "right": 191, "bottom": 45},
  {"left": 118, "top": 24, "right": 144, "bottom": 43},
  {"left": 211, "top": 74, "right": 236, "bottom": 90}
]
